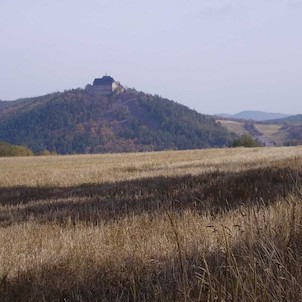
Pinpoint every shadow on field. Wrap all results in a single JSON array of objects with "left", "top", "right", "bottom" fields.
[
  {"left": 1, "top": 222, "right": 302, "bottom": 302},
  {"left": 0, "top": 166, "right": 301, "bottom": 226}
]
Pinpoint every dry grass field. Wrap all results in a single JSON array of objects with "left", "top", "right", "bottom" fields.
[
  {"left": 1, "top": 147, "right": 302, "bottom": 301},
  {"left": 217, "top": 120, "right": 248, "bottom": 136},
  {"left": 253, "top": 124, "right": 288, "bottom": 145}
]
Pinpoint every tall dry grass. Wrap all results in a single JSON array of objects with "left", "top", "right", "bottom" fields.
[{"left": 1, "top": 146, "right": 302, "bottom": 301}]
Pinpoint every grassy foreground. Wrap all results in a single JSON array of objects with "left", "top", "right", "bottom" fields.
[{"left": 1, "top": 147, "right": 302, "bottom": 301}]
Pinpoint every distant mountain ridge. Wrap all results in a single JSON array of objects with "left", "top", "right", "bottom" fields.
[
  {"left": 0, "top": 86, "right": 234, "bottom": 154},
  {"left": 217, "top": 111, "right": 290, "bottom": 121}
]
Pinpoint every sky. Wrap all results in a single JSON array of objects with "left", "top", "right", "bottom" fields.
[{"left": 0, "top": 0, "right": 301, "bottom": 115}]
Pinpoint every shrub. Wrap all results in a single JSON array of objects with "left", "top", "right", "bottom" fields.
[
  {"left": 0, "top": 141, "right": 34, "bottom": 157},
  {"left": 232, "top": 134, "right": 262, "bottom": 147}
]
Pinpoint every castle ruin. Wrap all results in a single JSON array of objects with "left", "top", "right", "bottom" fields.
[{"left": 91, "top": 75, "right": 123, "bottom": 95}]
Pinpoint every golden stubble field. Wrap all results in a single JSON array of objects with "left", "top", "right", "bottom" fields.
[{"left": 1, "top": 146, "right": 302, "bottom": 301}]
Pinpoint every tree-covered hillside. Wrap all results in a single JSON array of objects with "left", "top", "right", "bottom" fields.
[{"left": 0, "top": 88, "right": 234, "bottom": 154}]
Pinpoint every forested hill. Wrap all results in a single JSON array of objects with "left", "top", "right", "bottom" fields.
[{"left": 0, "top": 88, "right": 234, "bottom": 154}]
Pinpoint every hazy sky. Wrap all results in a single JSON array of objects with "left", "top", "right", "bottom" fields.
[{"left": 1, "top": 0, "right": 301, "bottom": 114}]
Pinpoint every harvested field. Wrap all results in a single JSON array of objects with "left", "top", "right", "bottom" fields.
[{"left": 1, "top": 146, "right": 302, "bottom": 301}]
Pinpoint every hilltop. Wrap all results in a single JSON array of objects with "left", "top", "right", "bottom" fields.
[{"left": 0, "top": 85, "right": 233, "bottom": 154}]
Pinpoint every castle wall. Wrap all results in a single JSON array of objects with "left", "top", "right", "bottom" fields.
[{"left": 93, "top": 84, "right": 113, "bottom": 95}]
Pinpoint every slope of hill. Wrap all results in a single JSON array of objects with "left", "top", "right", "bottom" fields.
[
  {"left": 0, "top": 88, "right": 234, "bottom": 154},
  {"left": 266, "top": 114, "right": 302, "bottom": 124},
  {"left": 217, "top": 111, "right": 290, "bottom": 121}
]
